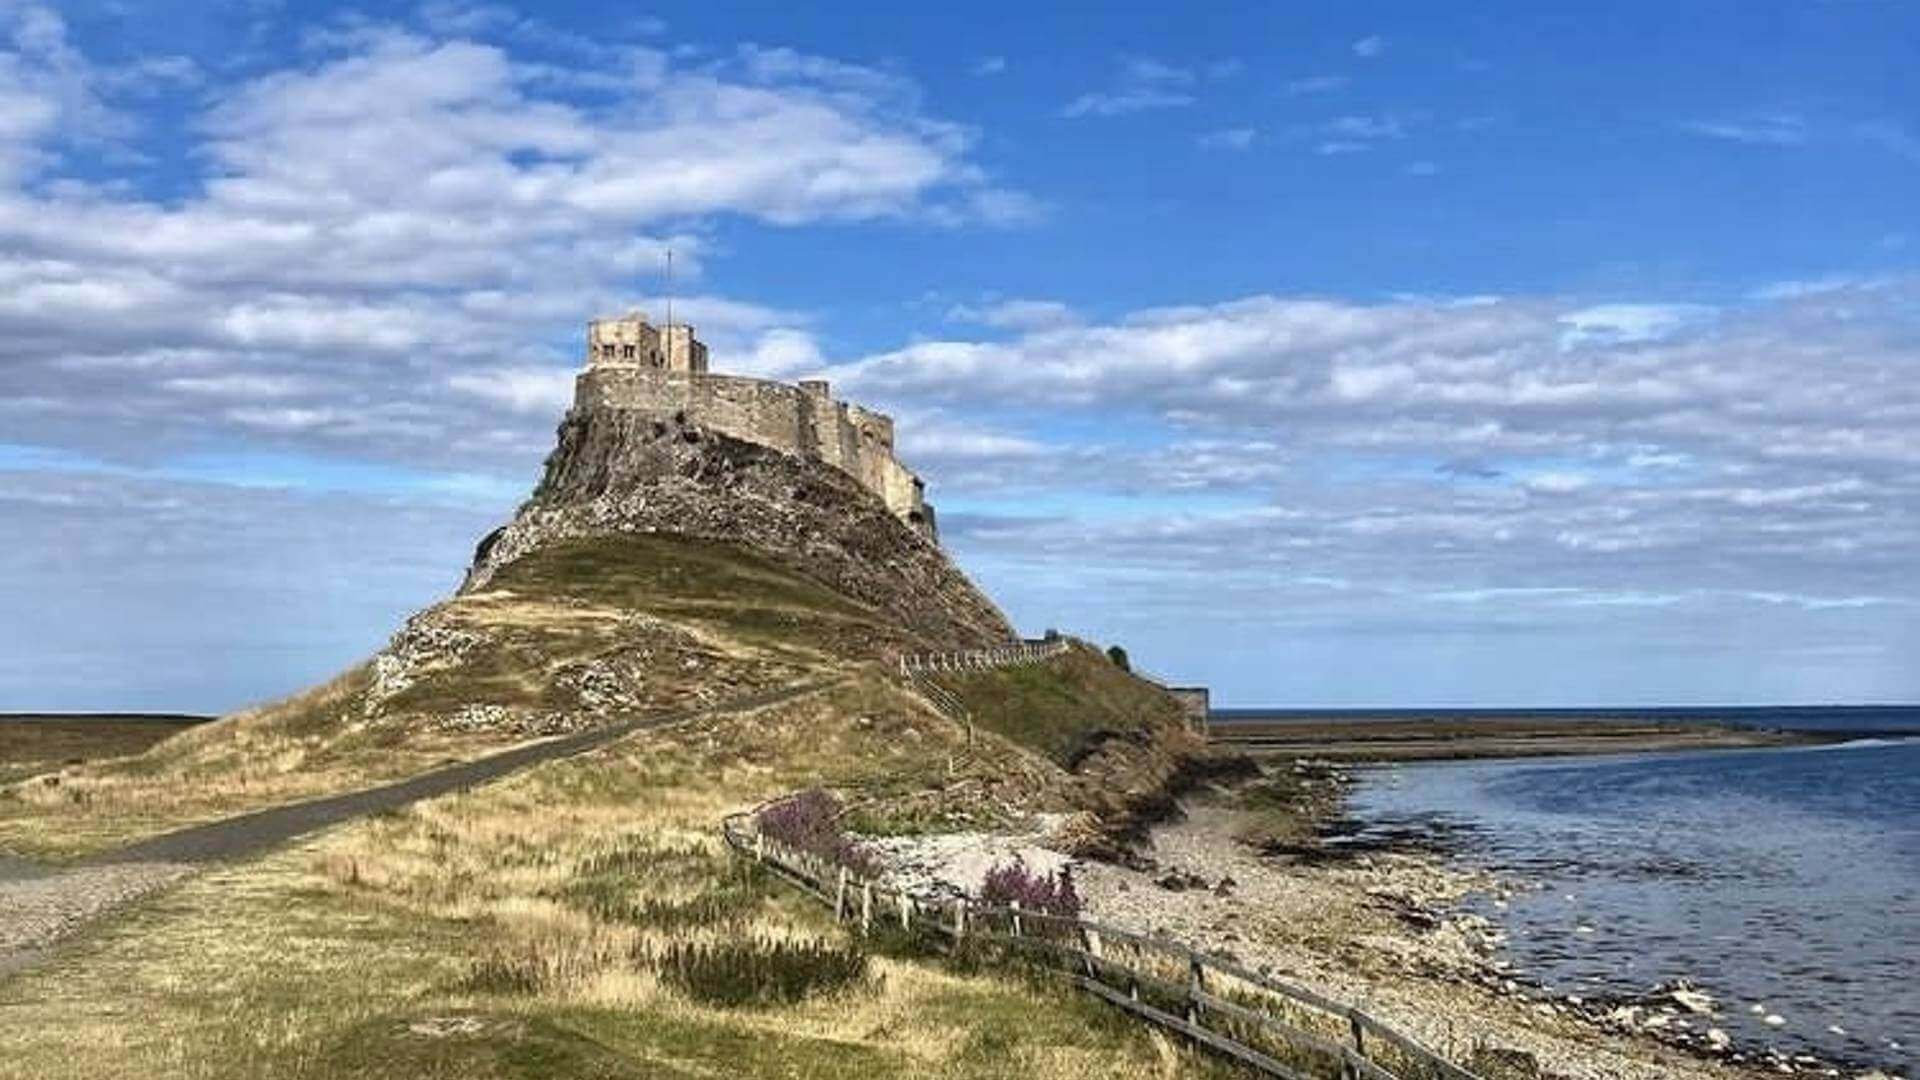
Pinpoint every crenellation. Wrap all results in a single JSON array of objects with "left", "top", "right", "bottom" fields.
[{"left": 572, "top": 312, "right": 938, "bottom": 541}]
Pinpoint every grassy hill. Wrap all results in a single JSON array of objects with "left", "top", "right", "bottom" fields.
[
  {"left": 0, "top": 529, "right": 1235, "bottom": 1078},
  {"left": 0, "top": 534, "right": 941, "bottom": 860}
]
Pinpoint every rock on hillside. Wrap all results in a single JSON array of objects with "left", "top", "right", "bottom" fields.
[{"left": 467, "top": 407, "right": 1014, "bottom": 653}]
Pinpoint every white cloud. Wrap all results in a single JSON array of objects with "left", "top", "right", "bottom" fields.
[
  {"left": 1198, "top": 127, "right": 1257, "bottom": 151},
  {"left": 945, "top": 298, "right": 1080, "bottom": 331},
  {"left": 1557, "top": 303, "right": 1716, "bottom": 347},
  {"left": 446, "top": 366, "right": 574, "bottom": 414},
  {"left": 970, "top": 56, "right": 1006, "bottom": 77},
  {"left": 1352, "top": 36, "right": 1386, "bottom": 58},
  {"left": 1285, "top": 74, "right": 1348, "bottom": 96},
  {"left": 835, "top": 286, "right": 1920, "bottom": 607},
  {"left": 1682, "top": 113, "right": 1807, "bottom": 146},
  {"left": 1061, "top": 86, "right": 1193, "bottom": 118},
  {"left": 1326, "top": 114, "right": 1404, "bottom": 139},
  {"left": 0, "top": 2, "right": 119, "bottom": 177},
  {"left": 1060, "top": 55, "right": 1205, "bottom": 118},
  {"left": 0, "top": 11, "right": 1029, "bottom": 472},
  {"left": 735, "top": 327, "right": 827, "bottom": 377}
]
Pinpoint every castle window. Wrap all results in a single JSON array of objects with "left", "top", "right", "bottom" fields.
[{"left": 623, "top": 344, "right": 636, "bottom": 359}]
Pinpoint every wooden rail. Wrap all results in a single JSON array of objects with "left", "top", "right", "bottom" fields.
[
  {"left": 898, "top": 638, "right": 1072, "bottom": 675},
  {"left": 721, "top": 807, "right": 1484, "bottom": 1080}
]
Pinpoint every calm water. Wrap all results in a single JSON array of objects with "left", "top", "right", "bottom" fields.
[
  {"left": 1345, "top": 730, "right": 1920, "bottom": 1072},
  {"left": 1214, "top": 704, "right": 1920, "bottom": 735}
]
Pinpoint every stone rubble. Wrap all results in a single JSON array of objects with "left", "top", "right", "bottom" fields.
[{"left": 0, "top": 861, "right": 190, "bottom": 972}]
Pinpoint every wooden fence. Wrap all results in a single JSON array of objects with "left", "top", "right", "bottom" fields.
[
  {"left": 721, "top": 809, "right": 1484, "bottom": 1080},
  {"left": 898, "top": 638, "right": 1072, "bottom": 675}
]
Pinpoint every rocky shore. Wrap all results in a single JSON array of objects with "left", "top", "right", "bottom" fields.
[{"left": 867, "top": 762, "right": 1907, "bottom": 1080}]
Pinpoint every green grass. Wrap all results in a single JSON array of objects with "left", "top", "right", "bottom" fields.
[{"left": 929, "top": 643, "right": 1190, "bottom": 766}]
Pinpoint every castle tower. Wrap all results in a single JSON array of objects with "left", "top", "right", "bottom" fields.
[
  {"left": 661, "top": 324, "right": 709, "bottom": 373},
  {"left": 585, "top": 311, "right": 706, "bottom": 373}
]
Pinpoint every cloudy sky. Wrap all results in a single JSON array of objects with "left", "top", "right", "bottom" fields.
[{"left": 3, "top": 1, "right": 1916, "bottom": 711}]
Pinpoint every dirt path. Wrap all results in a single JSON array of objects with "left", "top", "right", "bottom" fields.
[{"left": 0, "top": 678, "right": 834, "bottom": 977}]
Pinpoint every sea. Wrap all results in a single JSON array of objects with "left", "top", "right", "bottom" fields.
[{"left": 1229, "top": 706, "right": 1920, "bottom": 1073}]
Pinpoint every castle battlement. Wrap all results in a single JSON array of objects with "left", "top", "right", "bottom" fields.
[{"left": 574, "top": 313, "right": 937, "bottom": 542}]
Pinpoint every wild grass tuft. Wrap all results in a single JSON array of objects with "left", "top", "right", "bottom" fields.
[{"left": 646, "top": 936, "right": 870, "bottom": 1007}]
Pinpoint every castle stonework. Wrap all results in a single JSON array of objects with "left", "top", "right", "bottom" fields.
[{"left": 575, "top": 312, "right": 938, "bottom": 541}]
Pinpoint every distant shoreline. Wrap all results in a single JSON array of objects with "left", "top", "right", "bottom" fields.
[
  {"left": 1208, "top": 715, "right": 1840, "bottom": 762},
  {"left": 0, "top": 713, "right": 213, "bottom": 725},
  {"left": 0, "top": 715, "right": 211, "bottom": 784}
]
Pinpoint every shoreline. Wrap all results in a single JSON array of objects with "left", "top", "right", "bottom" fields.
[
  {"left": 1066, "top": 758, "right": 1906, "bottom": 1080},
  {"left": 1207, "top": 717, "right": 1838, "bottom": 762}
]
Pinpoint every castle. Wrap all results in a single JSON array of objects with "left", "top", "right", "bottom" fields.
[{"left": 575, "top": 312, "right": 938, "bottom": 541}]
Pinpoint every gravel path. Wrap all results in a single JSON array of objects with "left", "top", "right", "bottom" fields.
[{"left": 0, "top": 678, "right": 831, "bottom": 976}]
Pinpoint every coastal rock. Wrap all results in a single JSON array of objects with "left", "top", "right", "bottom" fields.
[
  {"left": 862, "top": 820, "right": 1073, "bottom": 899},
  {"left": 1156, "top": 870, "right": 1207, "bottom": 892},
  {"left": 1654, "top": 979, "right": 1717, "bottom": 1016}
]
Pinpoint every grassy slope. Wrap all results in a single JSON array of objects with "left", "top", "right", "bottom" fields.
[
  {"left": 920, "top": 644, "right": 1225, "bottom": 852},
  {"left": 928, "top": 643, "right": 1194, "bottom": 767},
  {"left": 0, "top": 535, "right": 928, "bottom": 861},
  {"left": 0, "top": 671, "right": 1234, "bottom": 1079}
]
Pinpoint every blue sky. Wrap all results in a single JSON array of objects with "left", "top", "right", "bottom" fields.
[{"left": 2, "top": 0, "right": 1916, "bottom": 711}]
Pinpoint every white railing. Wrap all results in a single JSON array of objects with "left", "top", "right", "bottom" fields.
[{"left": 899, "top": 638, "right": 1072, "bottom": 676}]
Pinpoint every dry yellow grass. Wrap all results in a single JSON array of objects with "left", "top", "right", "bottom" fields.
[{"left": 0, "top": 674, "right": 1238, "bottom": 1079}]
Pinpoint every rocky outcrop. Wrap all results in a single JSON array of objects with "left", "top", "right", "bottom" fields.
[{"left": 465, "top": 407, "right": 1015, "bottom": 652}]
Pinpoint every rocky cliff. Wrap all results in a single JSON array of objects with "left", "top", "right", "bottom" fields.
[{"left": 466, "top": 406, "right": 1015, "bottom": 653}]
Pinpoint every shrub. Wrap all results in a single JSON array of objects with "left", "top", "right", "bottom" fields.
[
  {"left": 649, "top": 937, "right": 869, "bottom": 1006},
  {"left": 755, "top": 789, "right": 875, "bottom": 874},
  {"left": 1105, "top": 644, "right": 1131, "bottom": 671},
  {"left": 979, "top": 859, "right": 1082, "bottom": 919}
]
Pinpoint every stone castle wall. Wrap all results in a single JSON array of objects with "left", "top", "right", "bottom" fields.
[{"left": 575, "top": 366, "right": 936, "bottom": 541}]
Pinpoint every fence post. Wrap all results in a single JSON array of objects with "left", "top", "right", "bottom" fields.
[
  {"left": 899, "top": 893, "right": 912, "bottom": 930},
  {"left": 834, "top": 867, "right": 849, "bottom": 921},
  {"left": 1009, "top": 900, "right": 1023, "bottom": 940},
  {"left": 954, "top": 897, "right": 968, "bottom": 939},
  {"left": 1078, "top": 925, "right": 1099, "bottom": 977},
  {"left": 1186, "top": 949, "right": 1205, "bottom": 1025},
  {"left": 754, "top": 831, "right": 766, "bottom": 862},
  {"left": 1349, "top": 1011, "right": 1367, "bottom": 1057},
  {"left": 861, "top": 882, "right": 874, "bottom": 932}
]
